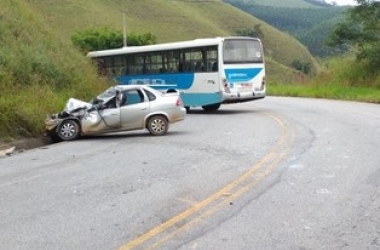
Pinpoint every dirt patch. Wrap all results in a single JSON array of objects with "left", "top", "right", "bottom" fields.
[{"left": 0, "top": 136, "right": 53, "bottom": 152}]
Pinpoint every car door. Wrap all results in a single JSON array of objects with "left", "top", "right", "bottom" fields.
[
  {"left": 98, "top": 107, "right": 121, "bottom": 130},
  {"left": 119, "top": 89, "right": 150, "bottom": 130}
]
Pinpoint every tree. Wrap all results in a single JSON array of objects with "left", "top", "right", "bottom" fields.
[
  {"left": 71, "top": 28, "right": 157, "bottom": 53},
  {"left": 236, "top": 24, "right": 264, "bottom": 39},
  {"left": 292, "top": 59, "right": 312, "bottom": 74},
  {"left": 327, "top": 0, "right": 380, "bottom": 72}
]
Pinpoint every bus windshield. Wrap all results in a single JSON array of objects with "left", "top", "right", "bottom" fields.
[{"left": 223, "top": 39, "right": 263, "bottom": 64}]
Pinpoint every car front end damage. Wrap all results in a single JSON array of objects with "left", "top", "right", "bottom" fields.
[
  {"left": 44, "top": 98, "right": 90, "bottom": 141},
  {"left": 44, "top": 114, "right": 63, "bottom": 137}
]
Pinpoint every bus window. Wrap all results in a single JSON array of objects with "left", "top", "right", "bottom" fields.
[
  {"left": 163, "top": 50, "right": 179, "bottom": 73},
  {"left": 97, "top": 58, "right": 107, "bottom": 76},
  {"left": 183, "top": 48, "right": 202, "bottom": 72},
  {"left": 223, "top": 39, "right": 263, "bottom": 64},
  {"left": 204, "top": 47, "right": 217, "bottom": 72}
]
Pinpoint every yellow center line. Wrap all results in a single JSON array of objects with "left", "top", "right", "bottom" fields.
[
  {"left": 120, "top": 112, "right": 289, "bottom": 250},
  {"left": 145, "top": 112, "right": 294, "bottom": 250}
]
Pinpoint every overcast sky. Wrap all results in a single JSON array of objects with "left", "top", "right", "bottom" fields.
[{"left": 327, "top": 0, "right": 357, "bottom": 5}]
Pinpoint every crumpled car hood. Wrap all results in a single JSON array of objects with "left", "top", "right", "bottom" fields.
[{"left": 64, "top": 98, "right": 92, "bottom": 113}]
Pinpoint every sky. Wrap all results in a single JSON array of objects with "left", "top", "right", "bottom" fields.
[{"left": 326, "top": 0, "right": 357, "bottom": 5}]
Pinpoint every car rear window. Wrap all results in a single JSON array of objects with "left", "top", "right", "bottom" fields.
[{"left": 143, "top": 89, "right": 157, "bottom": 101}]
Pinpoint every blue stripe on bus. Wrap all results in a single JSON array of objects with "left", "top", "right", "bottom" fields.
[
  {"left": 180, "top": 92, "right": 223, "bottom": 107},
  {"left": 117, "top": 73, "right": 194, "bottom": 90},
  {"left": 225, "top": 68, "right": 263, "bottom": 82}
]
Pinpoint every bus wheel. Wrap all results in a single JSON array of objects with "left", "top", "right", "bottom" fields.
[
  {"left": 185, "top": 106, "right": 190, "bottom": 113},
  {"left": 202, "top": 103, "right": 221, "bottom": 112}
]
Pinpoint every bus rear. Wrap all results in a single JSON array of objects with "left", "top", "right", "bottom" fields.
[{"left": 219, "top": 37, "right": 265, "bottom": 103}]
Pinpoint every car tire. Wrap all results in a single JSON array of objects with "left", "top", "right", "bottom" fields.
[
  {"left": 57, "top": 119, "right": 80, "bottom": 141},
  {"left": 147, "top": 115, "right": 168, "bottom": 136},
  {"left": 202, "top": 103, "right": 221, "bottom": 112}
]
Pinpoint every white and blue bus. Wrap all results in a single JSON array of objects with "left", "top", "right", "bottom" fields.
[{"left": 87, "top": 36, "right": 266, "bottom": 111}]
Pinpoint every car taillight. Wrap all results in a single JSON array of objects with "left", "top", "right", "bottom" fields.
[{"left": 176, "top": 98, "right": 183, "bottom": 106}]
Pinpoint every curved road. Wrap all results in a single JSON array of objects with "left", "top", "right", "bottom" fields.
[{"left": 0, "top": 97, "right": 379, "bottom": 250}]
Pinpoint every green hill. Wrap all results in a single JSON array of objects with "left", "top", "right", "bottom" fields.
[
  {"left": 225, "top": 0, "right": 347, "bottom": 57},
  {"left": 0, "top": 0, "right": 318, "bottom": 139},
  {"left": 228, "top": 0, "right": 322, "bottom": 8}
]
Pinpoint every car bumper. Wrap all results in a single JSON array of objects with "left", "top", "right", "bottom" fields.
[
  {"left": 44, "top": 115, "right": 62, "bottom": 135},
  {"left": 169, "top": 107, "right": 186, "bottom": 123}
]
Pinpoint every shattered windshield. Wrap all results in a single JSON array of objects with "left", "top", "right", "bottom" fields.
[
  {"left": 98, "top": 86, "right": 117, "bottom": 99},
  {"left": 91, "top": 86, "right": 121, "bottom": 104}
]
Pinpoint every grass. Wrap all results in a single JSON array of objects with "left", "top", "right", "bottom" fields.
[
  {"left": 269, "top": 56, "right": 380, "bottom": 103},
  {"left": 269, "top": 84, "right": 380, "bottom": 103},
  {"left": 0, "top": 0, "right": 109, "bottom": 140}
]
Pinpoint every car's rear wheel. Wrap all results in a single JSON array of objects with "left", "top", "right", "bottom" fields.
[
  {"left": 57, "top": 119, "right": 80, "bottom": 141},
  {"left": 147, "top": 115, "right": 168, "bottom": 136}
]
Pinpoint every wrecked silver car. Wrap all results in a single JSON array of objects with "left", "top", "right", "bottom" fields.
[{"left": 45, "top": 85, "right": 186, "bottom": 142}]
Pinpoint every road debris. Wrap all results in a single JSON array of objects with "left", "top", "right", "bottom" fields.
[{"left": 0, "top": 146, "right": 16, "bottom": 158}]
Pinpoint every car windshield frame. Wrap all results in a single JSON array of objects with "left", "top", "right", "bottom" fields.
[{"left": 97, "top": 86, "right": 117, "bottom": 99}]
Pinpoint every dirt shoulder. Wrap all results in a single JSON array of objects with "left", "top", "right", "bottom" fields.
[{"left": 0, "top": 136, "right": 52, "bottom": 155}]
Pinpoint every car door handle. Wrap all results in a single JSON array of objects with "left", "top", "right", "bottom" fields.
[{"left": 141, "top": 108, "right": 148, "bottom": 110}]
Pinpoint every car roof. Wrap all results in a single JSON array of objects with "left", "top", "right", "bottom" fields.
[{"left": 114, "top": 85, "right": 163, "bottom": 95}]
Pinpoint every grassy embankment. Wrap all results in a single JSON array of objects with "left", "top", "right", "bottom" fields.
[
  {"left": 269, "top": 56, "right": 380, "bottom": 103},
  {"left": 0, "top": 1, "right": 108, "bottom": 140}
]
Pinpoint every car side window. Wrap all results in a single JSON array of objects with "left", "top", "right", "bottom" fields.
[
  {"left": 143, "top": 89, "right": 156, "bottom": 101},
  {"left": 125, "top": 90, "right": 144, "bottom": 105}
]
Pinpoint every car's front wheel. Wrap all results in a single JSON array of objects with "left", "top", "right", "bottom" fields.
[
  {"left": 147, "top": 115, "right": 168, "bottom": 136},
  {"left": 57, "top": 119, "right": 80, "bottom": 141}
]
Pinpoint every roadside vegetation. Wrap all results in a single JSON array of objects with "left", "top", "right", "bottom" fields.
[
  {"left": 0, "top": 0, "right": 379, "bottom": 143},
  {"left": 0, "top": 1, "right": 109, "bottom": 140},
  {"left": 269, "top": 0, "right": 380, "bottom": 102},
  {"left": 269, "top": 55, "right": 380, "bottom": 102}
]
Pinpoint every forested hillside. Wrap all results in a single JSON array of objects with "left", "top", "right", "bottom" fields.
[{"left": 225, "top": 0, "right": 348, "bottom": 57}]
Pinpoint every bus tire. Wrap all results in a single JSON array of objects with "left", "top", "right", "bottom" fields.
[
  {"left": 185, "top": 106, "right": 190, "bottom": 113},
  {"left": 202, "top": 103, "right": 221, "bottom": 112}
]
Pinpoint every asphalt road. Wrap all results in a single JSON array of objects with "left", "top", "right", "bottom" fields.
[{"left": 1, "top": 97, "right": 379, "bottom": 250}]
